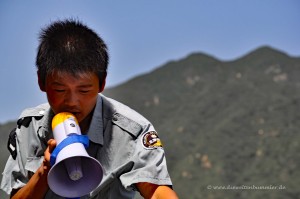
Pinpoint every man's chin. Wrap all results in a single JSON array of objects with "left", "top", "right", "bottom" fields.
[{"left": 72, "top": 113, "right": 83, "bottom": 121}]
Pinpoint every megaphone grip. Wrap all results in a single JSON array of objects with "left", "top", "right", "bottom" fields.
[{"left": 50, "top": 135, "right": 89, "bottom": 166}]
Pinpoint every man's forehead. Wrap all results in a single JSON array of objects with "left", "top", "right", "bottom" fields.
[{"left": 47, "top": 70, "right": 97, "bottom": 79}]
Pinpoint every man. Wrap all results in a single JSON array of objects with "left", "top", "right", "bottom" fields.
[{"left": 1, "top": 19, "right": 178, "bottom": 199}]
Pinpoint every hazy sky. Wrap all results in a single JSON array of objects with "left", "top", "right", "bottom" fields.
[{"left": 0, "top": 0, "right": 299, "bottom": 123}]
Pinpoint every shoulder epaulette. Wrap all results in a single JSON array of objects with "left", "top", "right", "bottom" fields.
[{"left": 112, "top": 112, "right": 143, "bottom": 139}]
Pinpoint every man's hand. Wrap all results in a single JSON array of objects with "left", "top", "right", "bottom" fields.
[
  {"left": 136, "top": 182, "right": 179, "bottom": 199},
  {"left": 11, "top": 139, "right": 57, "bottom": 199},
  {"left": 43, "top": 139, "right": 57, "bottom": 170}
]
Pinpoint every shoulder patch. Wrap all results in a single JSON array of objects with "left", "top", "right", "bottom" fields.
[{"left": 142, "top": 131, "right": 163, "bottom": 149}]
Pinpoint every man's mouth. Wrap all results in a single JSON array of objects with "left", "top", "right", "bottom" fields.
[
  {"left": 70, "top": 112, "right": 80, "bottom": 117},
  {"left": 62, "top": 110, "right": 81, "bottom": 117}
]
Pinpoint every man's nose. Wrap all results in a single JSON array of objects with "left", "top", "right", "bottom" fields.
[{"left": 64, "top": 91, "right": 79, "bottom": 107}]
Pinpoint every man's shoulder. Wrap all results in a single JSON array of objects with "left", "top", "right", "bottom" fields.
[
  {"left": 19, "top": 103, "right": 50, "bottom": 119},
  {"left": 101, "top": 94, "right": 150, "bottom": 127}
]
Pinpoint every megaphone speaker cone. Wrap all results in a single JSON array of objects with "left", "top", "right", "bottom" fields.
[{"left": 48, "top": 143, "right": 103, "bottom": 198}]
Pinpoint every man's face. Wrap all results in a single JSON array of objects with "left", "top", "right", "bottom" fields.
[{"left": 42, "top": 71, "right": 101, "bottom": 123}]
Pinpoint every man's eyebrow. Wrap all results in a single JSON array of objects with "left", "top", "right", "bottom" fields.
[
  {"left": 77, "top": 83, "right": 94, "bottom": 88},
  {"left": 50, "top": 81, "right": 64, "bottom": 86}
]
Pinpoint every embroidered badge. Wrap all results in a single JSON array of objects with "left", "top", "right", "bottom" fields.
[{"left": 142, "top": 131, "right": 163, "bottom": 149}]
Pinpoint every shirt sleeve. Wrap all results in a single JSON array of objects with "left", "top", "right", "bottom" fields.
[
  {"left": 0, "top": 120, "right": 44, "bottom": 195},
  {"left": 1, "top": 126, "right": 27, "bottom": 194},
  {"left": 119, "top": 125, "right": 173, "bottom": 190}
]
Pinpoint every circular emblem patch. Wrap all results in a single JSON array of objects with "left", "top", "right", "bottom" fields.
[{"left": 142, "top": 131, "right": 163, "bottom": 149}]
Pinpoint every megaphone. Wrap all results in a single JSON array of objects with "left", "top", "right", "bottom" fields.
[{"left": 48, "top": 112, "right": 103, "bottom": 198}]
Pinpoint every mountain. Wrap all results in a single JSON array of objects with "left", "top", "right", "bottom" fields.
[{"left": 1, "top": 46, "right": 300, "bottom": 199}]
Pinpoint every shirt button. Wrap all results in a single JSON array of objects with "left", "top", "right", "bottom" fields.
[{"left": 113, "top": 115, "right": 118, "bottom": 121}]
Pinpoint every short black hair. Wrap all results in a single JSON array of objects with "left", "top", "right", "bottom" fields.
[{"left": 36, "top": 19, "right": 109, "bottom": 87}]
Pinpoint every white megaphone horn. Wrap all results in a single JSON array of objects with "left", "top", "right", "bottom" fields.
[{"left": 47, "top": 112, "right": 103, "bottom": 198}]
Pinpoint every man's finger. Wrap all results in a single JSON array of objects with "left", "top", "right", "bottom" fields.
[{"left": 47, "top": 139, "right": 57, "bottom": 153}]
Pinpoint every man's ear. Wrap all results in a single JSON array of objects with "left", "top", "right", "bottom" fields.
[
  {"left": 99, "top": 78, "right": 106, "bottom": 93},
  {"left": 98, "top": 72, "right": 107, "bottom": 93},
  {"left": 37, "top": 71, "right": 46, "bottom": 92}
]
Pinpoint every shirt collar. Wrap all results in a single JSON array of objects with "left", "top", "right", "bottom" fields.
[{"left": 85, "top": 95, "right": 104, "bottom": 145}]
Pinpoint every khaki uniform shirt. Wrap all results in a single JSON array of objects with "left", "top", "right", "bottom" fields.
[{"left": 1, "top": 94, "right": 172, "bottom": 198}]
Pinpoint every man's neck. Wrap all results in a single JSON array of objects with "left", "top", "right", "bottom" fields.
[{"left": 79, "top": 110, "right": 94, "bottom": 134}]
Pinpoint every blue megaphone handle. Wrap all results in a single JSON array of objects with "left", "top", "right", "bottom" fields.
[{"left": 50, "top": 134, "right": 89, "bottom": 166}]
